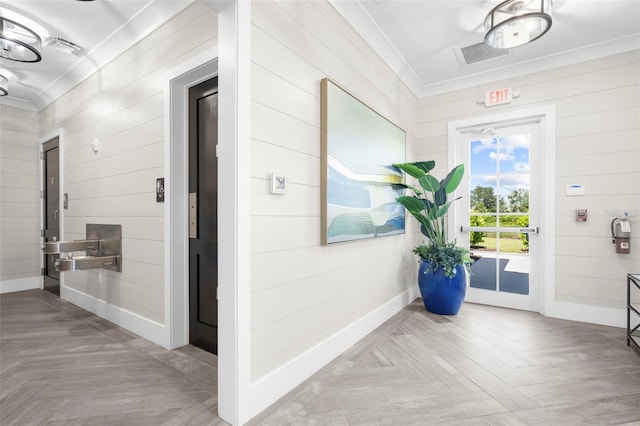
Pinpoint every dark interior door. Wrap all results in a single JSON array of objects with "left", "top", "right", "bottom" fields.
[
  {"left": 43, "top": 138, "right": 60, "bottom": 295},
  {"left": 188, "top": 77, "right": 219, "bottom": 354}
]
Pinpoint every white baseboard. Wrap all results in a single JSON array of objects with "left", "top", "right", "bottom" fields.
[
  {"left": 61, "top": 285, "right": 168, "bottom": 348},
  {"left": 550, "top": 300, "right": 626, "bottom": 328},
  {"left": 250, "top": 285, "right": 420, "bottom": 418},
  {"left": 0, "top": 276, "right": 41, "bottom": 294}
]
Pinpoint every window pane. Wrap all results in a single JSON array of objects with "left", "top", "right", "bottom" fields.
[
  {"left": 497, "top": 134, "right": 529, "bottom": 173},
  {"left": 499, "top": 175, "right": 529, "bottom": 213},
  {"left": 469, "top": 214, "right": 496, "bottom": 250},
  {"left": 498, "top": 252, "right": 529, "bottom": 294},
  {"left": 470, "top": 177, "right": 498, "bottom": 213},
  {"left": 470, "top": 138, "right": 497, "bottom": 175},
  {"left": 470, "top": 254, "right": 497, "bottom": 291},
  {"left": 499, "top": 215, "right": 528, "bottom": 227},
  {"left": 499, "top": 230, "right": 527, "bottom": 253}
]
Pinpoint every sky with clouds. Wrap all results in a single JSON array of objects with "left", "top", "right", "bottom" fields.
[{"left": 469, "top": 134, "right": 530, "bottom": 200}]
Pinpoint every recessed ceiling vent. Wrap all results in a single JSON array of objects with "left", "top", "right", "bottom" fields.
[
  {"left": 45, "top": 37, "right": 84, "bottom": 56},
  {"left": 460, "top": 42, "right": 509, "bottom": 65}
]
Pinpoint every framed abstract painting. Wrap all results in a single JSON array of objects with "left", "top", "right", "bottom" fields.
[{"left": 321, "top": 78, "right": 406, "bottom": 244}]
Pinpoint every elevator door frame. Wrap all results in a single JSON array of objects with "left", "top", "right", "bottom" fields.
[
  {"left": 40, "top": 129, "right": 65, "bottom": 293},
  {"left": 164, "top": 38, "right": 251, "bottom": 424},
  {"left": 42, "top": 137, "right": 60, "bottom": 295}
]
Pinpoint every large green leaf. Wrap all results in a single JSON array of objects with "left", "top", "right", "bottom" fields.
[
  {"left": 393, "top": 163, "right": 425, "bottom": 179},
  {"left": 420, "top": 220, "right": 437, "bottom": 240},
  {"left": 440, "top": 164, "right": 465, "bottom": 194},
  {"left": 412, "top": 214, "right": 430, "bottom": 231},
  {"left": 435, "top": 197, "right": 463, "bottom": 217},
  {"left": 418, "top": 174, "right": 440, "bottom": 192},
  {"left": 434, "top": 188, "right": 447, "bottom": 206},
  {"left": 428, "top": 206, "right": 440, "bottom": 220},
  {"left": 396, "top": 195, "right": 437, "bottom": 235},
  {"left": 412, "top": 161, "right": 436, "bottom": 173},
  {"left": 435, "top": 202, "right": 452, "bottom": 218},
  {"left": 421, "top": 198, "right": 435, "bottom": 214},
  {"left": 397, "top": 195, "right": 431, "bottom": 231},
  {"left": 391, "top": 183, "right": 423, "bottom": 196},
  {"left": 404, "top": 183, "right": 423, "bottom": 196},
  {"left": 393, "top": 161, "right": 436, "bottom": 179},
  {"left": 396, "top": 195, "right": 424, "bottom": 214}
]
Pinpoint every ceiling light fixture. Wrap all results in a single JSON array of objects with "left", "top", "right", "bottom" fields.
[
  {"left": 0, "top": 16, "right": 42, "bottom": 62},
  {"left": 0, "top": 74, "right": 8, "bottom": 96},
  {"left": 484, "top": 0, "right": 552, "bottom": 49}
]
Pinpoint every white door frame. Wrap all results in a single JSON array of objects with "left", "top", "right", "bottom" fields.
[
  {"left": 164, "top": 50, "right": 218, "bottom": 349},
  {"left": 456, "top": 120, "right": 541, "bottom": 312},
  {"left": 164, "top": 1, "right": 251, "bottom": 424},
  {"left": 448, "top": 106, "right": 556, "bottom": 315}
]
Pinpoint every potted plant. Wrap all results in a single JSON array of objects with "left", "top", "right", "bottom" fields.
[{"left": 393, "top": 160, "right": 471, "bottom": 315}]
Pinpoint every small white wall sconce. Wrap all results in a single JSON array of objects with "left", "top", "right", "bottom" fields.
[{"left": 90, "top": 138, "right": 100, "bottom": 153}]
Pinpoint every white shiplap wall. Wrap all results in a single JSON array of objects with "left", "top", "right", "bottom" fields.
[
  {"left": 250, "top": 0, "right": 419, "bottom": 381},
  {"left": 38, "top": 2, "right": 218, "bottom": 324},
  {"left": 415, "top": 50, "right": 640, "bottom": 312},
  {"left": 0, "top": 105, "right": 41, "bottom": 290}
]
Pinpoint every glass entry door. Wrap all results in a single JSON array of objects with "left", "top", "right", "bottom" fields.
[{"left": 456, "top": 121, "right": 540, "bottom": 312}]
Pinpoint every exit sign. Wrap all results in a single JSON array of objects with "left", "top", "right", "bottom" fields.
[{"left": 485, "top": 87, "right": 512, "bottom": 107}]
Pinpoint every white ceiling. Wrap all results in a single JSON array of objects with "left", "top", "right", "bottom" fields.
[
  {"left": 1, "top": 0, "right": 639, "bottom": 111},
  {"left": 0, "top": 0, "right": 193, "bottom": 111},
  {"left": 332, "top": 0, "right": 640, "bottom": 97}
]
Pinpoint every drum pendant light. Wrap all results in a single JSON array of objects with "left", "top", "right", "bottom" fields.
[
  {"left": 485, "top": 0, "right": 553, "bottom": 49},
  {"left": 0, "top": 16, "right": 43, "bottom": 62}
]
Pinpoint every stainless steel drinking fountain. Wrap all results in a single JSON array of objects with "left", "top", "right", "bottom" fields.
[{"left": 42, "top": 224, "right": 122, "bottom": 272}]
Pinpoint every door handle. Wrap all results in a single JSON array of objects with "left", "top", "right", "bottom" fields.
[
  {"left": 189, "top": 192, "right": 197, "bottom": 239},
  {"left": 54, "top": 209, "right": 59, "bottom": 222},
  {"left": 460, "top": 225, "right": 539, "bottom": 234}
]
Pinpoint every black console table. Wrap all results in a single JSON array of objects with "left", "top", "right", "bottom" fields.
[{"left": 628, "top": 274, "right": 640, "bottom": 351}]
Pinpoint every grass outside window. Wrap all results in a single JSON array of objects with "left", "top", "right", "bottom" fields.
[{"left": 471, "top": 236, "right": 527, "bottom": 253}]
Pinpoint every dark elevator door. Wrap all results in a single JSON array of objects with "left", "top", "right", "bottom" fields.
[
  {"left": 43, "top": 138, "right": 60, "bottom": 295},
  {"left": 188, "top": 77, "right": 219, "bottom": 354}
]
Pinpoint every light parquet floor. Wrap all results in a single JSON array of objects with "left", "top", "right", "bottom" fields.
[
  {"left": 2, "top": 290, "right": 640, "bottom": 425},
  {"left": 249, "top": 300, "right": 640, "bottom": 425},
  {"left": 0, "top": 290, "right": 224, "bottom": 425}
]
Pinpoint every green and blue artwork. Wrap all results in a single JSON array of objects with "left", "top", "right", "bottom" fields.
[{"left": 321, "top": 78, "right": 406, "bottom": 244}]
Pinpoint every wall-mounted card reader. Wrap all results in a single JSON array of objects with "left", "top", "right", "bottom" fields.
[{"left": 156, "top": 178, "right": 165, "bottom": 203}]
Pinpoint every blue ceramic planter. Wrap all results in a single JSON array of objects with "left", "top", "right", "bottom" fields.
[{"left": 418, "top": 260, "right": 467, "bottom": 315}]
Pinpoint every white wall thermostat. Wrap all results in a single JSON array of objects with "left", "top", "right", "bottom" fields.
[
  {"left": 270, "top": 173, "right": 286, "bottom": 195},
  {"left": 565, "top": 184, "right": 585, "bottom": 196}
]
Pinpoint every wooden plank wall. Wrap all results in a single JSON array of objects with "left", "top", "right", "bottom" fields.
[
  {"left": 415, "top": 50, "right": 640, "bottom": 310},
  {"left": 37, "top": 2, "right": 219, "bottom": 323},
  {"left": 0, "top": 105, "right": 41, "bottom": 284},
  {"left": 250, "top": 0, "right": 419, "bottom": 380}
]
